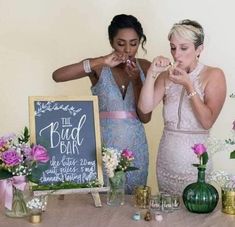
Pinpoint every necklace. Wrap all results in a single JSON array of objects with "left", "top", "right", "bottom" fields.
[{"left": 121, "top": 85, "right": 125, "bottom": 93}]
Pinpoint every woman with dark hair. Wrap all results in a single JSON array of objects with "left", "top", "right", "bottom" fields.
[
  {"left": 52, "top": 14, "right": 151, "bottom": 194},
  {"left": 138, "top": 19, "right": 226, "bottom": 195}
]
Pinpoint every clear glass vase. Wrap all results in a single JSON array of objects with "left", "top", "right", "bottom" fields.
[
  {"left": 107, "top": 171, "right": 125, "bottom": 206},
  {"left": 5, "top": 186, "right": 29, "bottom": 218}
]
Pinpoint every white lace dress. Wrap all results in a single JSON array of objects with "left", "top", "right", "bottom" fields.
[{"left": 157, "top": 62, "right": 212, "bottom": 195}]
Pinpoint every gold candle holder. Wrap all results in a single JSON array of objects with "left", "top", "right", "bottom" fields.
[
  {"left": 134, "top": 185, "right": 151, "bottom": 209},
  {"left": 30, "top": 213, "right": 42, "bottom": 224},
  {"left": 222, "top": 189, "right": 235, "bottom": 215}
]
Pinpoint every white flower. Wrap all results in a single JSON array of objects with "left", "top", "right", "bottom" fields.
[
  {"left": 209, "top": 170, "right": 235, "bottom": 189},
  {"left": 26, "top": 197, "right": 43, "bottom": 210},
  {"left": 102, "top": 148, "right": 120, "bottom": 178}
]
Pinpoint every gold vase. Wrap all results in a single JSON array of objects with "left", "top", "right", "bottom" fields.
[
  {"left": 30, "top": 213, "right": 42, "bottom": 223},
  {"left": 134, "top": 185, "right": 151, "bottom": 209},
  {"left": 222, "top": 189, "right": 235, "bottom": 215}
]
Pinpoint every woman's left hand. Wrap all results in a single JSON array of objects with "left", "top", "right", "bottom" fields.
[
  {"left": 125, "top": 60, "right": 141, "bottom": 82},
  {"left": 168, "top": 65, "right": 191, "bottom": 87}
]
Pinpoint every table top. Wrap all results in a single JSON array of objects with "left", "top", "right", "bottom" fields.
[{"left": 1, "top": 194, "right": 235, "bottom": 227}]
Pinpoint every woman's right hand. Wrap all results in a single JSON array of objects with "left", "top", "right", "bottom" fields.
[
  {"left": 103, "top": 51, "right": 129, "bottom": 68},
  {"left": 148, "top": 56, "right": 171, "bottom": 78}
]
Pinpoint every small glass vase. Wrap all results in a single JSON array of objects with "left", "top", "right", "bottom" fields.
[
  {"left": 107, "top": 171, "right": 125, "bottom": 206},
  {"left": 183, "top": 167, "right": 219, "bottom": 213},
  {"left": 26, "top": 195, "right": 45, "bottom": 223},
  {"left": 5, "top": 186, "right": 29, "bottom": 218}
]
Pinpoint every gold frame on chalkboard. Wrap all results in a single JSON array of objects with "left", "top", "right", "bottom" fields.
[{"left": 28, "top": 96, "right": 103, "bottom": 190}]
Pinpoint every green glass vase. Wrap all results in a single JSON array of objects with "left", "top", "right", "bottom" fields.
[{"left": 183, "top": 167, "right": 219, "bottom": 213}]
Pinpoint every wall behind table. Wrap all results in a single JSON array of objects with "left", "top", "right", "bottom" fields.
[{"left": 0, "top": 0, "right": 234, "bottom": 194}]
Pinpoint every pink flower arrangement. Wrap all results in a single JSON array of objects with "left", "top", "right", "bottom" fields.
[
  {"left": 30, "top": 145, "right": 49, "bottom": 163},
  {"left": 102, "top": 147, "right": 138, "bottom": 178},
  {"left": 192, "top": 143, "right": 208, "bottom": 168},
  {"left": 0, "top": 127, "right": 49, "bottom": 179}
]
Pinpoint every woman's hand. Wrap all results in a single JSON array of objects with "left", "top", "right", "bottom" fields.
[
  {"left": 125, "top": 60, "right": 140, "bottom": 82},
  {"left": 148, "top": 56, "right": 171, "bottom": 79},
  {"left": 168, "top": 65, "right": 192, "bottom": 88},
  {"left": 103, "top": 51, "right": 129, "bottom": 68}
]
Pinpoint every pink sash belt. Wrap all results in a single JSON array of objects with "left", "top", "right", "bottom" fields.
[{"left": 100, "top": 111, "right": 138, "bottom": 119}]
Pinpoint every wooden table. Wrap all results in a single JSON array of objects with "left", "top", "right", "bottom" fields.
[{"left": 1, "top": 194, "right": 235, "bottom": 227}]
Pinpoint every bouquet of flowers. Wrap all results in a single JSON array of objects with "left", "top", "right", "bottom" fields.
[
  {"left": 102, "top": 147, "right": 138, "bottom": 205},
  {"left": 102, "top": 147, "right": 138, "bottom": 178},
  {"left": 0, "top": 127, "right": 49, "bottom": 217},
  {"left": 0, "top": 127, "right": 49, "bottom": 179},
  {"left": 191, "top": 143, "right": 208, "bottom": 168}
]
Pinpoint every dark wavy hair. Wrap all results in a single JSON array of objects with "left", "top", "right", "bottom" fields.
[{"left": 108, "top": 14, "right": 147, "bottom": 53}]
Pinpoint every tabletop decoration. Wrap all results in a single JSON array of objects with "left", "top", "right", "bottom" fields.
[
  {"left": 144, "top": 210, "right": 152, "bottom": 221},
  {"left": 132, "top": 211, "right": 141, "bottom": 221},
  {"left": 102, "top": 147, "right": 138, "bottom": 206},
  {"left": 26, "top": 196, "right": 44, "bottom": 223},
  {"left": 154, "top": 213, "right": 163, "bottom": 222},
  {"left": 183, "top": 143, "right": 219, "bottom": 213},
  {"left": 0, "top": 127, "right": 49, "bottom": 218},
  {"left": 134, "top": 185, "right": 151, "bottom": 209},
  {"left": 207, "top": 92, "right": 235, "bottom": 214}
]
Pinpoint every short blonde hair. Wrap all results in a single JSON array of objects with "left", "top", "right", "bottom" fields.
[{"left": 168, "top": 19, "right": 204, "bottom": 48}]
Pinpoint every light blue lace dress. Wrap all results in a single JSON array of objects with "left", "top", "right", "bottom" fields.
[
  {"left": 91, "top": 63, "right": 149, "bottom": 194},
  {"left": 157, "top": 62, "right": 213, "bottom": 195}
]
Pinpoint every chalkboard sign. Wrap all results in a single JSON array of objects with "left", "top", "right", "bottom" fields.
[{"left": 28, "top": 96, "right": 103, "bottom": 189}]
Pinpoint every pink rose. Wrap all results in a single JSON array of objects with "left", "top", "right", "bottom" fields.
[
  {"left": 31, "top": 145, "right": 49, "bottom": 163},
  {"left": 1, "top": 149, "right": 22, "bottom": 166},
  {"left": 121, "top": 149, "right": 134, "bottom": 159},
  {"left": 192, "top": 143, "right": 207, "bottom": 156}
]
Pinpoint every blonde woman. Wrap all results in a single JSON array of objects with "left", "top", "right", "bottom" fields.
[{"left": 138, "top": 19, "right": 226, "bottom": 194}]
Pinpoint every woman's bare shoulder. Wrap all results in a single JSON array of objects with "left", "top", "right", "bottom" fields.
[{"left": 204, "top": 65, "right": 225, "bottom": 78}]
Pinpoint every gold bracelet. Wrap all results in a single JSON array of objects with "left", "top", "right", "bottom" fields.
[{"left": 187, "top": 91, "right": 197, "bottom": 99}]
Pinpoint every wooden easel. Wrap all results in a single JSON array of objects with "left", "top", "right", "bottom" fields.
[{"left": 33, "top": 187, "right": 109, "bottom": 207}]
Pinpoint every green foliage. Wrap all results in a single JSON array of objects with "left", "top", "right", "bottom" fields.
[
  {"left": 230, "top": 150, "right": 235, "bottom": 159},
  {"left": 18, "top": 127, "right": 30, "bottom": 144},
  {"left": 0, "top": 168, "right": 13, "bottom": 179},
  {"left": 31, "top": 180, "right": 101, "bottom": 191}
]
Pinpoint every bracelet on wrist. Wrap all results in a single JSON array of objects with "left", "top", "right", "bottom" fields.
[
  {"left": 83, "top": 59, "right": 92, "bottom": 73},
  {"left": 152, "top": 72, "right": 160, "bottom": 79},
  {"left": 187, "top": 91, "right": 197, "bottom": 99}
]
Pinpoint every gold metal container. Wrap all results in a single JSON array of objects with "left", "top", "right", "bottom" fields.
[
  {"left": 134, "top": 185, "right": 151, "bottom": 209},
  {"left": 29, "top": 213, "right": 42, "bottom": 223},
  {"left": 222, "top": 189, "right": 235, "bottom": 215}
]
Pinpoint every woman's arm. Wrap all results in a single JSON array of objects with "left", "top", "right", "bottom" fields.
[
  {"left": 52, "top": 57, "right": 105, "bottom": 84},
  {"left": 187, "top": 67, "right": 226, "bottom": 129},
  {"left": 131, "top": 59, "right": 152, "bottom": 123},
  {"left": 138, "top": 57, "right": 171, "bottom": 114},
  {"left": 52, "top": 52, "right": 127, "bottom": 84}
]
